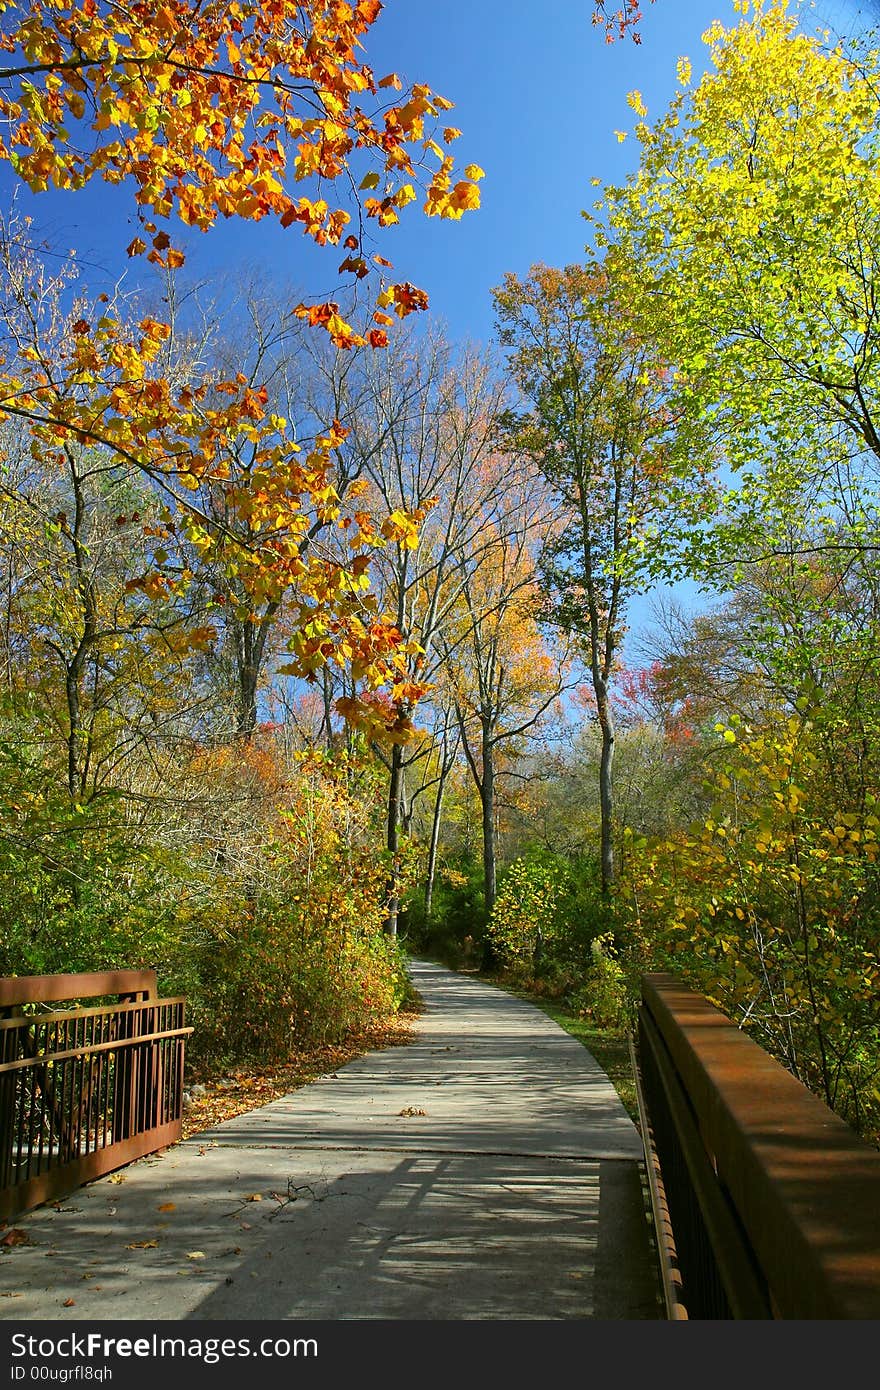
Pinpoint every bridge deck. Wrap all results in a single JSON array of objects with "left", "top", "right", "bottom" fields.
[{"left": 0, "top": 959, "right": 661, "bottom": 1321}]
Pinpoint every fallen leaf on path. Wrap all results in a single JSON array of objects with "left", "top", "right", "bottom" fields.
[
  {"left": 157, "top": 1203, "right": 175, "bottom": 1212},
  {"left": 398, "top": 1106, "right": 427, "bottom": 1117},
  {"left": 125, "top": 1240, "right": 158, "bottom": 1250},
  {"left": 186, "top": 1251, "right": 206, "bottom": 1260},
  {"left": 243, "top": 1193, "right": 262, "bottom": 1202},
  {"left": 62, "top": 1299, "right": 75, "bottom": 1307},
  {"left": 109, "top": 1174, "right": 125, "bottom": 1184},
  {"left": 0, "top": 1229, "right": 30, "bottom": 1247}
]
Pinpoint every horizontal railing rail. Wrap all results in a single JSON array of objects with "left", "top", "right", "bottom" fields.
[
  {"left": 633, "top": 972, "right": 880, "bottom": 1320},
  {"left": 0, "top": 971, "right": 193, "bottom": 1221}
]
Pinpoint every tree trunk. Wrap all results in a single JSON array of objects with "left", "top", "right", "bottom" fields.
[
  {"left": 595, "top": 679, "right": 616, "bottom": 896},
  {"left": 479, "top": 722, "right": 498, "bottom": 970},
  {"left": 482, "top": 740, "right": 496, "bottom": 918},
  {"left": 424, "top": 778, "right": 446, "bottom": 922},
  {"left": 238, "top": 659, "right": 259, "bottom": 737},
  {"left": 234, "top": 603, "right": 278, "bottom": 738},
  {"left": 384, "top": 742, "right": 405, "bottom": 936}
]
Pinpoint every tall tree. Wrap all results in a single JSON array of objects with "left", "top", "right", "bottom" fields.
[
  {"left": 595, "top": 0, "right": 880, "bottom": 575},
  {"left": 440, "top": 489, "right": 568, "bottom": 926},
  {"left": 320, "top": 330, "right": 514, "bottom": 932},
  {"left": 493, "top": 262, "right": 708, "bottom": 893},
  {"left": 0, "top": 1, "right": 484, "bottom": 732}
]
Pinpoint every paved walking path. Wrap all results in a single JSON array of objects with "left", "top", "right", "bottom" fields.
[{"left": 0, "top": 960, "right": 661, "bottom": 1321}]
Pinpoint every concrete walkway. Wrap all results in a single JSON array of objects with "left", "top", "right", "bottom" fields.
[{"left": 0, "top": 960, "right": 662, "bottom": 1321}]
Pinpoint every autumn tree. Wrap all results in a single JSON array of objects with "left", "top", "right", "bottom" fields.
[
  {"left": 580, "top": 7, "right": 880, "bottom": 1123},
  {"left": 0, "top": 223, "right": 220, "bottom": 803},
  {"left": 628, "top": 709, "right": 880, "bottom": 1144},
  {"left": 306, "top": 328, "right": 516, "bottom": 932},
  {"left": 0, "top": 0, "right": 482, "bottom": 344},
  {"left": 440, "top": 489, "right": 570, "bottom": 926},
  {"left": 0, "top": 0, "right": 487, "bottom": 1057},
  {"left": 159, "top": 280, "right": 398, "bottom": 739},
  {"left": 0, "top": 0, "right": 485, "bottom": 739},
  {"left": 595, "top": 0, "right": 880, "bottom": 578},
  {"left": 414, "top": 702, "right": 461, "bottom": 924},
  {"left": 494, "top": 261, "right": 709, "bottom": 894},
  {"left": 592, "top": 0, "right": 655, "bottom": 43}
]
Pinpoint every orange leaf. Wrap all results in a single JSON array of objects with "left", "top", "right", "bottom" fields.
[{"left": 156, "top": 5, "right": 178, "bottom": 34}]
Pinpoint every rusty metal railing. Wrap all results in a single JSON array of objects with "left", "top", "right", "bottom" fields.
[
  {"left": 0, "top": 970, "right": 193, "bottom": 1221},
  {"left": 632, "top": 973, "right": 880, "bottom": 1320}
]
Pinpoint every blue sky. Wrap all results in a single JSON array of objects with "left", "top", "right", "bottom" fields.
[{"left": 8, "top": 0, "right": 868, "bottom": 344}]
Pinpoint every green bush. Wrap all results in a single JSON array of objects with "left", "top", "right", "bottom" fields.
[
  {"left": 401, "top": 850, "right": 486, "bottom": 968},
  {"left": 486, "top": 850, "right": 611, "bottom": 990},
  {"left": 568, "top": 931, "right": 632, "bottom": 1028}
]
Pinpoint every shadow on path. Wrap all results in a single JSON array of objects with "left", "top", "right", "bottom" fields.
[{"left": 0, "top": 959, "right": 661, "bottom": 1321}]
